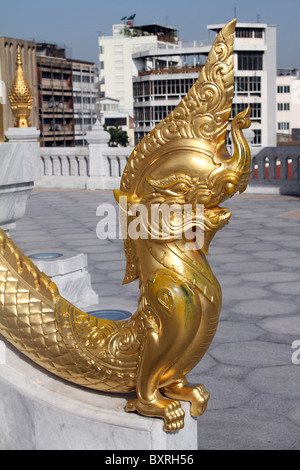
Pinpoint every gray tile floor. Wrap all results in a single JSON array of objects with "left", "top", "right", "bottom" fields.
[{"left": 10, "top": 190, "right": 300, "bottom": 450}]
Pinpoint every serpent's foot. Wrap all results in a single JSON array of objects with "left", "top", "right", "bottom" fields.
[
  {"left": 162, "top": 381, "right": 210, "bottom": 417},
  {"left": 125, "top": 397, "right": 185, "bottom": 431}
]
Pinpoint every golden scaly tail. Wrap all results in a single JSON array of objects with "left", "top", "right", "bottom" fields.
[{"left": 0, "top": 228, "right": 139, "bottom": 392}]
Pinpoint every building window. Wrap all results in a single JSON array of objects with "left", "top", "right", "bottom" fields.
[
  {"left": 153, "top": 80, "right": 166, "bottom": 95},
  {"left": 53, "top": 72, "right": 62, "bottom": 80},
  {"left": 238, "top": 53, "right": 263, "bottom": 71},
  {"left": 181, "top": 78, "right": 195, "bottom": 94},
  {"left": 144, "top": 107, "right": 151, "bottom": 121},
  {"left": 235, "top": 29, "right": 263, "bottom": 39},
  {"left": 236, "top": 29, "right": 253, "bottom": 38},
  {"left": 144, "top": 81, "right": 150, "bottom": 96},
  {"left": 236, "top": 76, "right": 261, "bottom": 93},
  {"left": 154, "top": 105, "right": 173, "bottom": 121},
  {"left": 42, "top": 71, "right": 51, "bottom": 79},
  {"left": 277, "top": 85, "right": 290, "bottom": 93},
  {"left": 253, "top": 129, "right": 262, "bottom": 144},
  {"left": 100, "top": 61, "right": 104, "bottom": 70},
  {"left": 254, "top": 29, "right": 263, "bottom": 38},
  {"left": 236, "top": 76, "right": 248, "bottom": 92},
  {"left": 249, "top": 76, "right": 261, "bottom": 92},
  {"left": 231, "top": 102, "right": 261, "bottom": 119},
  {"left": 167, "top": 79, "right": 180, "bottom": 95},
  {"left": 277, "top": 103, "right": 290, "bottom": 111},
  {"left": 278, "top": 122, "right": 290, "bottom": 130},
  {"left": 134, "top": 108, "right": 144, "bottom": 122},
  {"left": 105, "top": 117, "right": 127, "bottom": 127},
  {"left": 250, "top": 103, "right": 261, "bottom": 119}
]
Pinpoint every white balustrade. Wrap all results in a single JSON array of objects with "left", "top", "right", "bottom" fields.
[
  {"left": 37, "top": 137, "right": 300, "bottom": 195},
  {"left": 249, "top": 147, "right": 300, "bottom": 195},
  {"left": 37, "top": 123, "right": 133, "bottom": 190}
]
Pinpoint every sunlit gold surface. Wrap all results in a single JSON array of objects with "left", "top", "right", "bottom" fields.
[
  {"left": 9, "top": 45, "right": 33, "bottom": 128},
  {"left": 0, "top": 20, "right": 251, "bottom": 431}
]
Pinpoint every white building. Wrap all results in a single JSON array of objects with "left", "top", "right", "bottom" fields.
[
  {"left": 224, "top": 22, "right": 277, "bottom": 148},
  {"left": 133, "top": 22, "right": 277, "bottom": 149},
  {"left": 276, "top": 68, "right": 300, "bottom": 143},
  {"left": 98, "top": 96, "right": 134, "bottom": 145},
  {"left": 72, "top": 60, "right": 99, "bottom": 146},
  {"left": 98, "top": 23, "right": 180, "bottom": 117}
]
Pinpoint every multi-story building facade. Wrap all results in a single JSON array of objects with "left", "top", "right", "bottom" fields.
[
  {"left": 98, "top": 23, "right": 180, "bottom": 118},
  {"left": 72, "top": 60, "right": 98, "bottom": 146},
  {"left": 133, "top": 22, "right": 277, "bottom": 149},
  {"left": 37, "top": 44, "right": 74, "bottom": 147},
  {"left": 0, "top": 37, "right": 39, "bottom": 137},
  {"left": 133, "top": 66, "right": 201, "bottom": 145},
  {"left": 37, "top": 43, "right": 98, "bottom": 147},
  {"left": 276, "top": 68, "right": 300, "bottom": 143}
]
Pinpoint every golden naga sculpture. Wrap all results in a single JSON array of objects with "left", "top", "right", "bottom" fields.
[
  {"left": 9, "top": 45, "right": 33, "bottom": 127},
  {"left": 0, "top": 19, "right": 251, "bottom": 431}
]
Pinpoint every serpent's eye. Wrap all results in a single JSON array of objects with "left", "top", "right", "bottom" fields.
[
  {"left": 169, "top": 182, "right": 189, "bottom": 194},
  {"left": 146, "top": 175, "right": 194, "bottom": 196}
]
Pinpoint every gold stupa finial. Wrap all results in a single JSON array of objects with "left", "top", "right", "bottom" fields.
[{"left": 9, "top": 44, "right": 33, "bottom": 128}]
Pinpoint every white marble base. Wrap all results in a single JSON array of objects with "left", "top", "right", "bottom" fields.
[
  {"left": 0, "top": 339, "right": 198, "bottom": 450},
  {"left": 0, "top": 141, "right": 41, "bottom": 228},
  {"left": 25, "top": 248, "right": 99, "bottom": 310},
  {"left": 5, "top": 127, "right": 40, "bottom": 142}
]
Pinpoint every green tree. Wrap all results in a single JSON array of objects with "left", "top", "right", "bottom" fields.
[{"left": 104, "top": 123, "right": 129, "bottom": 147}]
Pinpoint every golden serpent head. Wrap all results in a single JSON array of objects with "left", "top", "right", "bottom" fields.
[{"left": 115, "top": 19, "right": 252, "bottom": 280}]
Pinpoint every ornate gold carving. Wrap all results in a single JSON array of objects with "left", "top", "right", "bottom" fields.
[
  {"left": 0, "top": 20, "right": 252, "bottom": 431},
  {"left": 9, "top": 45, "right": 33, "bottom": 128}
]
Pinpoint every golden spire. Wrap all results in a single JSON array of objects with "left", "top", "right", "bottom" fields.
[{"left": 9, "top": 45, "right": 33, "bottom": 127}]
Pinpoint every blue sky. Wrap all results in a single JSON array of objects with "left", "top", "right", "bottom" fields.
[{"left": 0, "top": 0, "right": 299, "bottom": 69}]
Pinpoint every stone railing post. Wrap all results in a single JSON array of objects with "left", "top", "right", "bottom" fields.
[
  {"left": 0, "top": 127, "right": 41, "bottom": 234},
  {"left": 85, "top": 120, "right": 110, "bottom": 190},
  {"left": 290, "top": 156, "right": 299, "bottom": 180}
]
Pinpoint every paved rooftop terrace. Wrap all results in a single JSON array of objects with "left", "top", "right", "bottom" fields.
[{"left": 10, "top": 190, "right": 300, "bottom": 450}]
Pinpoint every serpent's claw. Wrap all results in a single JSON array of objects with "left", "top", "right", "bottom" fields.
[{"left": 126, "top": 397, "right": 185, "bottom": 432}]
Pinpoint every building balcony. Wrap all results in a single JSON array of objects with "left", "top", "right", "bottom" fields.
[
  {"left": 40, "top": 78, "right": 72, "bottom": 90},
  {"left": 138, "top": 65, "right": 203, "bottom": 76}
]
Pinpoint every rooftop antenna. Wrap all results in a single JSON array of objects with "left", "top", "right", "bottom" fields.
[{"left": 127, "top": 14, "right": 136, "bottom": 25}]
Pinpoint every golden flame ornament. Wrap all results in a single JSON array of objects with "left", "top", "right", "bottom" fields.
[
  {"left": 0, "top": 20, "right": 252, "bottom": 432},
  {"left": 9, "top": 45, "right": 33, "bottom": 128}
]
